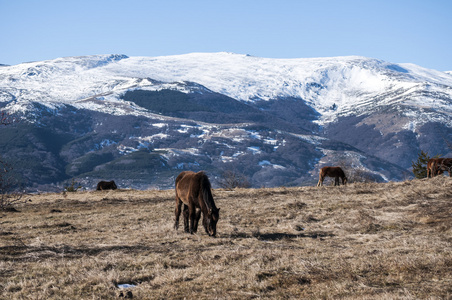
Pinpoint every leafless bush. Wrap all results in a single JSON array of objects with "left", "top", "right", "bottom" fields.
[
  {"left": 0, "top": 159, "right": 25, "bottom": 211},
  {"left": 336, "top": 160, "right": 375, "bottom": 183},
  {"left": 0, "top": 111, "right": 25, "bottom": 210},
  {"left": 217, "top": 169, "right": 250, "bottom": 190},
  {"left": 348, "top": 167, "right": 377, "bottom": 183},
  {"left": 63, "top": 178, "right": 83, "bottom": 192}
]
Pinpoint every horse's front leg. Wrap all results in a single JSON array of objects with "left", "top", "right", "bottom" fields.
[
  {"left": 174, "top": 196, "right": 183, "bottom": 230},
  {"left": 193, "top": 209, "right": 202, "bottom": 232},
  {"left": 334, "top": 177, "right": 339, "bottom": 186},
  {"left": 188, "top": 203, "right": 196, "bottom": 234}
]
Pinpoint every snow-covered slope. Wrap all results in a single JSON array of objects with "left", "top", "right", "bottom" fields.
[{"left": 1, "top": 52, "right": 452, "bottom": 125}]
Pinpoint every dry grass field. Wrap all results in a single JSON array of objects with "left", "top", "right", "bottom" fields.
[{"left": 1, "top": 177, "right": 451, "bottom": 299}]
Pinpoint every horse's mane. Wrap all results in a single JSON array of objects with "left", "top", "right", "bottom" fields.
[{"left": 198, "top": 172, "right": 216, "bottom": 212}]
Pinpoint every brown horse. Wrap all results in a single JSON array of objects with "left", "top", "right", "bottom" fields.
[
  {"left": 427, "top": 158, "right": 444, "bottom": 178},
  {"left": 96, "top": 180, "right": 117, "bottom": 190},
  {"left": 317, "top": 166, "right": 347, "bottom": 186},
  {"left": 435, "top": 158, "right": 452, "bottom": 177},
  {"left": 174, "top": 171, "right": 220, "bottom": 237}
]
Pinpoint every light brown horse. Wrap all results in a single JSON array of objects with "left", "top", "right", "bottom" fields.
[
  {"left": 317, "top": 166, "right": 347, "bottom": 186},
  {"left": 174, "top": 171, "right": 220, "bottom": 237},
  {"left": 427, "top": 158, "right": 443, "bottom": 178}
]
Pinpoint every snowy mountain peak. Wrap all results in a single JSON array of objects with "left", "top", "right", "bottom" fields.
[{"left": 1, "top": 52, "right": 451, "bottom": 125}]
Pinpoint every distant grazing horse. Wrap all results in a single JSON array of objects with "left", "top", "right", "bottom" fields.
[
  {"left": 434, "top": 158, "right": 452, "bottom": 177},
  {"left": 317, "top": 166, "right": 347, "bottom": 186},
  {"left": 174, "top": 171, "right": 220, "bottom": 237},
  {"left": 427, "top": 158, "right": 444, "bottom": 178},
  {"left": 96, "top": 180, "right": 118, "bottom": 191}
]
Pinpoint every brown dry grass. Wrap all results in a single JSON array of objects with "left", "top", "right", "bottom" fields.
[{"left": 1, "top": 177, "right": 451, "bottom": 299}]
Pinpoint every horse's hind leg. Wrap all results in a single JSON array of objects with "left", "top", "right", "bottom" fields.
[
  {"left": 174, "top": 196, "right": 183, "bottom": 230},
  {"left": 317, "top": 175, "right": 324, "bottom": 187},
  {"left": 183, "top": 205, "right": 190, "bottom": 233}
]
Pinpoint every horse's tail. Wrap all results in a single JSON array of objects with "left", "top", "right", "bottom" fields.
[{"left": 317, "top": 168, "right": 326, "bottom": 186}]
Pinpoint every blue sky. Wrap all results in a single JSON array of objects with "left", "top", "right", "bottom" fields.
[{"left": 1, "top": 0, "right": 451, "bottom": 70}]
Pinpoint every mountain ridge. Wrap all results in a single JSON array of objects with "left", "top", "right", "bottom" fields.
[
  {"left": 0, "top": 53, "right": 451, "bottom": 191},
  {"left": 2, "top": 52, "right": 451, "bottom": 125}
]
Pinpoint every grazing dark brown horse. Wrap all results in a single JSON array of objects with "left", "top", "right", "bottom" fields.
[
  {"left": 317, "top": 166, "right": 347, "bottom": 186},
  {"left": 96, "top": 180, "right": 118, "bottom": 191},
  {"left": 174, "top": 171, "right": 220, "bottom": 237}
]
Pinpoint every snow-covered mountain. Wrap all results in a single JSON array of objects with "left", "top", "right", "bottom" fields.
[
  {"left": 0, "top": 53, "right": 451, "bottom": 191},
  {"left": 2, "top": 53, "right": 452, "bottom": 123}
]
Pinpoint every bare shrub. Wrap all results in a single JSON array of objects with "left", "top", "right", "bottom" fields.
[
  {"left": 336, "top": 160, "right": 375, "bottom": 183},
  {"left": 217, "top": 169, "right": 250, "bottom": 189},
  {"left": 63, "top": 178, "right": 83, "bottom": 192},
  {"left": 0, "top": 111, "right": 25, "bottom": 211},
  {"left": 348, "top": 167, "right": 378, "bottom": 183},
  {"left": 0, "top": 160, "right": 25, "bottom": 211}
]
